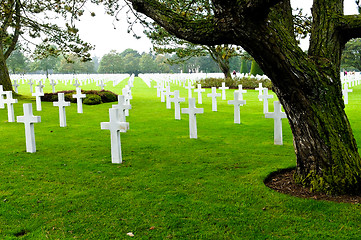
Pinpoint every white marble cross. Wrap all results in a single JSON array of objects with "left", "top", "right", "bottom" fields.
[
  {"left": 342, "top": 83, "right": 353, "bottom": 105},
  {"left": 101, "top": 108, "right": 129, "bottom": 164},
  {"left": 0, "top": 85, "right": 5, "bottom": 108},
  {"left": 258, "top": 88, "right": 274, "bottom": 113},
  {"left": 28, "top": 80, "right": 34, "bottom": 93},
  {"left": 53, "top": 93, "right": 71, "bottom": 127},
  {"left": 12, "top": 80, "right": 19, "bottom": 93},
  {"left": 32, "top": 86, "right": 44, "bottom": 111},
  {"left": 4, "top": 91, "right": 18, "bottom": 122},
  {"left": 169, "top": 90, "right": 185, "bottom": 120},
  {"left": 235, "top": 84, "right": 247, "bottom": 100},
  {"left": 37, "top": 80, "right": 45, "bottom": 93},
  {"left": 98, "top": 80, "right": 106, "bottom": 90},
  {"left": 228, "top": 91, "right": 246, "bottom": 124},
  {"left": 194, "top": 84, "right": 205, "bottom": 104},
  {"left": 112, "top": 95, "right": 131, "bottom": 122},
  {"left": 73, "top": 79, "right": 81, "bottom": 88},
  {"left": 185, "top": 81, "right": 195, "bottom": 98},
  {"left": 72, "top": 87, "right": 86, "bottom": 113},
  {"left": 207, "top": 87, "right": 221, "bottom": 111},
  {"left": 16, "top": 103, "right": 41, "bottom": 153},
  {"left": 181, "top": 98, "right": 204, "bottom": 139},
  {"left": 265, "top": 101, "right": 287, "bottom": 145},
  {"left": 154, "top": 82, "right": 161, "bottom": 97},
  {"left": 218, "top": 82, "right": 229, "bottom": 100},
  {"left": 165, "top": 86, "right": 174, "bottom": 109},
  {"left": 50, "top": 80, "right": 57, "bottom": 93},
  {"left": 122, "top": 86, "right": 132, "bottom": 116},
  {"left": 255, "top": 83, "right": 264, "bottom": 101}
]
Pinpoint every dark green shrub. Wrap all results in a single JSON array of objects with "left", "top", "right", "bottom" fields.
[
  {"left": 250, "top": 60, "right": 264, "bottom": 76},
  {"left": 83, "top": 94, "right": 102, "bottom": 105},
  {"left": 64, "top": 93, "right": 77, "bottom": 103},
  {"left": 196, "top": 76, "right": 272, "bottom": 89},
  {"left": 98, "top": 91, "right": 117, "bottom": 103},
  {"left": 43, "top": 90, "right": 117, "bottom": 105}
]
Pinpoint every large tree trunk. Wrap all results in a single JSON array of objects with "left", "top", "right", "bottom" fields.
[
  {"left": 243, "top": 1, "right": 361, "bottom": 194},
  {"left": 0, "top": 45, "right": 13, "bottom": 91},
  {"left": 129, "top": 0, "right": 361, "bottom": 194}
]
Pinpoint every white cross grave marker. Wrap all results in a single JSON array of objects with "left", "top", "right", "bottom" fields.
[
  {"left": 37, "top": 80, "right": 45, "bottom": 93},
  {"left": 218, "top": 82, "right": 229, "bottom": 100},
  {"left": 98, "top": 80, "right": 106, "bottom": 90},
  {"left": 16, "top": 103, "right": 41, "bottom": 153},
  {"left": 112, "top": 95, "right": 131, "bottom": 123},
  {"left": 101, "top": 108, "right": 129, "bottom": 164},
  {"left": 258, "top": 88, "right": 274, "bottom": 113},
  {"left": 228, "top": 91, "right": 246, "bottom": 124},
  {"left": 122, "top": 86, "right": 132, "bottom": 116},
  {"left": 4, "top": 91, "right": 18, "bottom": 122},
  {"left": 28, "top": 80, "right": 34, "bottom": 93},
  {"left": 235, "top": 84, "right": 247, "bottom": 100},
  {"left": 154, "top": 82, "right": 161, "bottom": 97},
  {"left": 181, "top": 98, "right": 204, "bottom": 139},
  {"left": 0, "top": 85, "right": 5, "bottom": 108},
  {"left": 194, "top": 84, "right": 205, "bottom": 104},
  {"left": 32, "top": 86, "right": 44, "bottom": 111},
  {"left": 50, "top": 79, "right": 57, "bottom": 93},
  {"left": 72, "top": 87, "right": 86, "bottom": 113},
  {"left": 53, "top": 93, "right": 71, "bottom": 127},
  {"left": 73, "top": 79, "right": 81, "bottom": 88},
  {"left": 207, "top": 87, "right": 221, "bottom": 112},
  {"left": 165, "top": 86, "right": 174, "bottom": 109},
  {"left": 169, "top": 90, "right": 185, "bottom": 120},
  {"left": 12, "top": 80, "right": 19, "bottom": 93},
  {"left": 255, "top": 83, "right": 264, "bottom": 101},
  {"left": 265, "top": 101, "right": 287, "bottom": 145},
  {"left": 342, "top": 83, "right": 353, "bottom": 105},
  {"left": 185, "top": 81, "right": 195, "bottom": 98}
]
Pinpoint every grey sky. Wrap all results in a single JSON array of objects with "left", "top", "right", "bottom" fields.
[{"left": 76, "top": 1, "right": 359, "bottom": 57}]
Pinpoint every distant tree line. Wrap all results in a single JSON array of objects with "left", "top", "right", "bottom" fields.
[{"left": 6, "top": 47, "right": 249, "bottom": 76}]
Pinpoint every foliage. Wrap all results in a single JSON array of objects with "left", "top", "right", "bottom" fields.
[
  {"left": 240, "top": 59, "right": 249, "bottom": 74},
  {"left": 43, "top": 90, "right": 117, "bottom": 105},
  {"left": 250, "top": 60, "right": 264, "bottom": 76},
  {"left": 83, "top": 94, "right": 102, "bottom": 105},
  {"left": 145, "top": 23, "right": 242, "bottom": 78},
  {"left": 341, "top": 38, "right": 361, "bottom": 71},
  {"left": 196, "top": 76, "right": 272, "bottom": 89},
  {"left": 6, "top": 46, "right": 28, "bottom": 74}
]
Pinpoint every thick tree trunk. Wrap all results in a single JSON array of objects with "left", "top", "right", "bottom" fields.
[{"left": 0, "top": 45, "right": 13, "bottom": 91}]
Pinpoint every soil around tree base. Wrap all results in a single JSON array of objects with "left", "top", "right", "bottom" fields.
[{"left": 264, "top": 168, "right": 361, "bottom": 204}]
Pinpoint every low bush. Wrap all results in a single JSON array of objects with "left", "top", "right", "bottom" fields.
[
  {"left": 83, "top": 94, "right": 102, "bottom": 105},
  {"left": 196, "top": 76, "right": 273, "bottom": 89},
  {"left": 43, "top": 90, "right": 117, "bottom": 105}
]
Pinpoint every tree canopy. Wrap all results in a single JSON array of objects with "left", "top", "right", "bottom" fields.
[{"left": 0, "top": 0, "right": 94, "bottom": 90}]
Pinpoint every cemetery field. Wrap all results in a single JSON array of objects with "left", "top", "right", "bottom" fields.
[{"left": 1, "top": 77, "right": 361, "bottom": 239}]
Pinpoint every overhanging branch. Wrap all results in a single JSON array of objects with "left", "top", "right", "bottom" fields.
[
  {"left": 127, "top": 0, "right": 230, "bottom": 45},
  {"left": 338, "top": 14, "right": 361, "bottom": 43}
]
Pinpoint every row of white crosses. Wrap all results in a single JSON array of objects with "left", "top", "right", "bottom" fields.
[
  {"left": 101, "top": 83, "right": 133, "bottom": 163},
  {"left": 256, "top": 83, "right": 287, "bottom": 145}
]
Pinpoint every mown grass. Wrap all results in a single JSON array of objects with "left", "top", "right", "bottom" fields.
[{"left": 0, "top": 77, "right": 361, "bottom": 239}]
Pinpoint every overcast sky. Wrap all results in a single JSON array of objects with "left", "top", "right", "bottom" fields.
[{"left": 76, "top": 1, "right": 359, "bottom": 58}]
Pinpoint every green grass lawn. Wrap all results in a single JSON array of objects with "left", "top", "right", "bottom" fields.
[{"left": 0, "top": 77, "right": 361, "bottom": 239}]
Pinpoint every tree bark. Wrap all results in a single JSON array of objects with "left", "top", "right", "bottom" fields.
[
  {"left": 129, "top": 0, "right": 361, "bottom": 194},
  {"left": 0, "top": 43, "right": 13, "bottom": 91}
]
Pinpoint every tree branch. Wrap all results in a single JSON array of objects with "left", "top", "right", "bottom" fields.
[
  {"left": 127, "top": 0, "right": 231, "bottom": 45},
  {"left": 4, "top": 0, "right": 21, "bottom": 59},
  {"left": 338, "top": 14, "right": 361, "bottom": 43}
]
